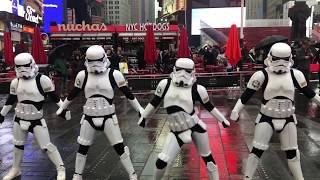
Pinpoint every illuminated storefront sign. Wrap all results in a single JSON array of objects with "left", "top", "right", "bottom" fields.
[
  {"left": 125, "top": 23, "right": 170, "bottom": 31},
  {"left": 23, "top": 25, "right": 34, "bottom": 33},
  {"left": 50, "top": 22, "right": 178, "bottom": 33},
  {"left": 10, "top": 22, "right": 23, "bottom": 32},
  {"left": 25, "top": 5, "right": 43, "bottom": 23}
]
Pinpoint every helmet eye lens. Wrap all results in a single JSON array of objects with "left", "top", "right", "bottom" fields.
[
  {"left": 176, "top": 67, "right": 193, "bottom": 73},
  {"left": 87, "top": 58, "right": 104, "bottom": 63},
  {"left": 271, "top": 56, "right": 290, "bottom": 61},
  {"left": 16, "top": 62, "right": 31, "bottom": 68}
]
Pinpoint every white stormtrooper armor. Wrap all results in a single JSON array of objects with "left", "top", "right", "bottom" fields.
[
  {"left": 14, "top": 53, "right": 39, "bottom": 79},
  {"left": 0, "top": 53, "right": 68, "bottom": 180},
  {"left": 84, "top": 45, "right": 110, "bottom": 74},
  {"left": 56, "top": 45, "right": 143, "bottom": 180},
  {"left": 230, "top": 43, "right": 320, "bottom": 180},
  {"left": 138, "top": 58, "right": 230, "bottom": 180}
]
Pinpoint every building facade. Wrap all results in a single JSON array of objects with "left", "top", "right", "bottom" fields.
[{"left": 104, "top": 0, "right": 131, "bottom": 24}]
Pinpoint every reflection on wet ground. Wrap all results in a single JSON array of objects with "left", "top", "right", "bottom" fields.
[{"left": 0, "top": 85, "right": 319, "bottom": 180}]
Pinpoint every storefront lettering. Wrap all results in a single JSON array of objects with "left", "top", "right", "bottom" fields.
[
  {"left": 125, "top": 23, "right": 170, "bottom": 31},
  {"left": 58, "top": 21, "right": 108, "bottom": 32},
  {"left": 10, "top": 22, "right": 23, "bottom": 32},
  {"left": 25, "top": 6, "right": 42, "bottom": 24}
]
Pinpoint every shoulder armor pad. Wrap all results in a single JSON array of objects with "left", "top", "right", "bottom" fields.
[
  {"left": 113, "top": 70, "right": 127, "bottom": 87},
  {"left": 292, "top": 69, "right": 307, "bottom": 88},
  {"left": 40, "top": 75, "right": 55, "bottom": 92},
  {"left": 74, "top": 70, "right": 86, "bottom": 89},
  {"left": 196, "top": 85, "right": 210, "bottom": 103},
  {"left": 247, "top": 71, "right": 265, "bottom": 90},
  {"left": 10, "top": 78, "right": 18, "bottom": 95},
  {"left": 155, "top": 79, "right": 169, "bottom": 97}
]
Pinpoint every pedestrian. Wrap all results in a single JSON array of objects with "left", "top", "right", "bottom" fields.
[{"left": 54, "top": 52, "right": 68, "bottom": 97}]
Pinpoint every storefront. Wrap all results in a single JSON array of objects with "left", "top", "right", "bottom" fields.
[{"left": 49, "top": 22, "right": 179, "bottom": 51}]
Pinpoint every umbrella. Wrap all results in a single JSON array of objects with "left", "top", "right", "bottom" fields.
[
  {"left": 177, "top": 26, "right": 190, "bottom": 58},
  {"left": 255, "top": 35, "right": 288, "bottom": 51},
  {"left": 4, "top": 32, "right": 14, "bottom": 66},
  {"left": 144, "top": 25, "right": 156, "bottom": 65},
  {"left": 225, "top": 24, "right": 241, "bottom": 66},
  {"left": 48, "top": 43, "right": 73, "bottom": 64},
  {"left": 32, "top": 27, "right": 47, "bottom": 64}
]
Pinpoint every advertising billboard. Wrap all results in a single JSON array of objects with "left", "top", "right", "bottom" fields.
[
  {"left": 44, "top": 0, "right": 64, "bottom": 32},
  {"left": 0, "top": 0, "right": 25, "bottom": 17},
  {"left": 24, "top": 0, "right": 44, "bottom": 23},
  {"left": 191, "top": 7, "right": 246, "bottom": 35},
  {"left": 192, "top": 0, "right": 242, "bottom": 8}
]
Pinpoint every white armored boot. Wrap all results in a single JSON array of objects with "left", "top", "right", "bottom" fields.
[
  {"left": 72, "top": 153, "right": 87, "bottom": 180},
  {"left": 153, "top": 168, "right": 166, "bottom": 180},
  {"left": 206, "top": 162, "right": 219, "bottom": 180},
  {"left": 119, "top": 146, "right": 137, "bottom": 180},
  {"left": 46, "top": 145, "right": 66, "bottom": 180},
  {"left": 287, "top": 151, "right": 304, "bottom": 180},
  {"left": 3, "top": 148, "right": 24, "bottom": 180},
  {"left": 244, "top": 153, "right": 260, "bottom": 180}
]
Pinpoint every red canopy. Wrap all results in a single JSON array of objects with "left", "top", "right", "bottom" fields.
[
  {"left": 4, "top": 32, "right": 14, "bottom": 66},
  {"left": 144, "top": 25, "right": 156, "bottom": 65},
  {"left": 225, "top": 24, "right": 241, "bottom": 65},
  {"left": 177, "top": 26, "right": 190, "bottom": 58},
  {"left": 32, "top": 27, "right": 47, "bottom": 64}
]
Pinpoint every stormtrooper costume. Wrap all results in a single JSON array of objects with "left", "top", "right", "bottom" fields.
[
  {"left": 230, "top": 43, "right": 320, "bottom": 180},
  {"left": 138, "top": 58, "right": 230, "bottom": 180},
  {"left": 0, "top": 53, "right": 70, "bottom": 180},
  {"left": 56, "top": 45, "right": 144, "bottom": 180}
]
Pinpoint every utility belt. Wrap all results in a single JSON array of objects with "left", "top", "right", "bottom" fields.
[
  {"left": 14, "top": 116, "right": 46, "bottom": 133},
  {"left": 83, "top": 97, "right": 115, "bottom": 117},
  {"left": 15, "top": 103, "right": 43, "bottom": 120},
  {"left": 167, "top": 111, "right": 199, "bottom": 132},
  {"left": 83, "top": 113, "right": 115, "bottom": 131},
  {"left": 260, "top": 99, "right": 295, "bottom": 118}
]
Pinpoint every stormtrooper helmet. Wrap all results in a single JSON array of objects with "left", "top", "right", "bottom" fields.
[
  {"left": 14, "top": 53, "right": 38, "bottom": 79},
  {"left": 85, "top": 45, "right": 110, "bottom": 74},
  {"left": 170, "top": 58, "right": 196, "bottom": 87},
  {"left": 264, "top": 42, "right": 293, "bottom": 74}
]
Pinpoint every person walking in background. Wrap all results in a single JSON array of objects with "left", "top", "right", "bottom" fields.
[
  {"left": 54, "top": 52, "right": 68, "bottom": 97},
  {"left": 110, "top": 47, "right": 122, "bottom": 70},
  {"left": 293, "top": 39, "right": 313, "bottom": 85}
]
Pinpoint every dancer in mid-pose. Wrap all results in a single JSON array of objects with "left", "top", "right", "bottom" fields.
[
  {"left": 57, "top": 45, "right": 144, "bottom": 180},
  {"left": 138, "top": 58, "right": 230, "bottom": 180},
  {"left": 230, "top": 43, "right": 320, "bottom": 180},
  {"left": 0, "top": 53, "right": 70, "bottom": 180}
]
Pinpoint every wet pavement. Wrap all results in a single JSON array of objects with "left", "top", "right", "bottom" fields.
[{"left": 0, "top": 85, "right": 319, "bottom": 180}]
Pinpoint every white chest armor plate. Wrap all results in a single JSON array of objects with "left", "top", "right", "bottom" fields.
[
  {"left": 163, "top": 84, "right": 194, "bottom": 114},
  {"left": 84, "top": 70, "right": 114, "bottom": 99},
  {"left": 16, "top": 78, "right": 44, "bottom": 102},
  {"left": 264, "top": 71, "right": 295, "bottom": 101}
]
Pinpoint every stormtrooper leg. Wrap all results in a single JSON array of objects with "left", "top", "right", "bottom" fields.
[
  {"left": 3, "top": 122, "right": 27, "bottom": 180},
  {"left": 154, "top": 132, "right": 182, "bottom": 180},
  {"left": 104, "top": 115, "right": 137, "bottom": 180},
  {"left": 33, "top": 120, "right": 65, "bottom": 180},
  {"left": 279, "top": 122, "right": 303, "bottom": 180},
  {"left": 73, "top": 119, "right": 96, "bottom": 180},
  {"left": 192, "top": 123, "right": 219, "bottom": 180},
  {"left": 245, "top": 121, "right": 273, "bottom": 180}
]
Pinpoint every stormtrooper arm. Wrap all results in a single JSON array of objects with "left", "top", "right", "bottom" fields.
[
  {"left": 56, "top": 71, "right": 85, "bottom": 117},
  {"left": 231, "top": 71, "right": 265, "bottom": 121},
  {"left": 0, "top": 79, "right": 18, "bottom": 124},
  {"left": 138, "top": 79, "right": 168, "bottom": 127},
  {"left": 113, "top": 70, "right": 144, "bottom": 113},
  {"left": 196, "top": 85, "right": 229, "bottom": 127},
  {"left": 292, "top": 69, "right": 320, "bottom": 106}
]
